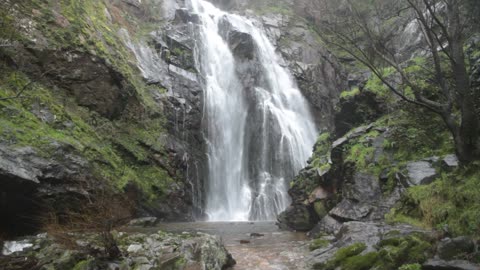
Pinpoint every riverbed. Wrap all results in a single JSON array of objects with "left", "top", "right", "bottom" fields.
[{"left": 148, "top": 222, "right": 310, "bottom": 270}]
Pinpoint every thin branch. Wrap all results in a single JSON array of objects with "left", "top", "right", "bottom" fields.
[{"left": 0, "top": 69, "right": 55, "bottom": 101}]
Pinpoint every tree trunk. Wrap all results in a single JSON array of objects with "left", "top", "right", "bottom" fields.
[{"left": 447, "top": 1, "right": 480, "bottom": 163}]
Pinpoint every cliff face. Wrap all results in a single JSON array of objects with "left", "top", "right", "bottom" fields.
[
  {"left": 0, "top": 0, "right": 346, "bottom": 235},
  {"left": 0, "top": 0, "right": 206, "bottom": 235}
]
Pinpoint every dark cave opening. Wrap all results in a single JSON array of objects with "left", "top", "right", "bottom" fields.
[{"left": 0, "top": 177, "right": 44, "bottom": 239}]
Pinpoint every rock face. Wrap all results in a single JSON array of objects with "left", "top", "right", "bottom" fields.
[
  {"left": 334, "top": 90, "right": 387, "bottom": 137},
  {"left": 0, "top": 0, "right": 207, "bottom": 236},
  {"left": 122, "top": 7, "right": 209, "bottom": 219},
  {"left": 260, "top": 13, "right": 346, "bottom": 130},
  {"left": 278, "top": 124, "right": 401, "bottom": 231},
  {"left": 0, "top": 143, "right": 91, "bottom": 236}
]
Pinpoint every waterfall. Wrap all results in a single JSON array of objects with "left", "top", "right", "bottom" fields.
[{"left": 189, "top": 0, "right": 317, "bottom": 221}]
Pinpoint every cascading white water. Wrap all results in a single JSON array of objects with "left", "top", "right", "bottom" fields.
[{"left": 189, "top": 0, "right": 317, "bottom": 221}]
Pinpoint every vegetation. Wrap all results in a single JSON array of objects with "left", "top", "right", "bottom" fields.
[
  {"left": 314, "top": 234, "right": 434, "bottom": 270},
  {"left": 388, "top": 166, "right": 480, "bottom": 236},
  {"left": 315, "top": 0, "right": 480, "bottom": 164},
  {"left": 0, "top": 0, "right": 182, "bottom": 240}
]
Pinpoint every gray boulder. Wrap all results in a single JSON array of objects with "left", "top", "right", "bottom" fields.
[
  {"left": 329, "top": 199, "right": 372, "bottom": 221},
  {"left": 437, "top": 236, "right": 475, "bottom": 260},
  {"left": 442, "top": 154, "right": 460, "bottom": 171},
  {"left": 277, "top": 204, "right": 318, "bottom": 231},
  {"left": 405, "top": 161, "right": 438, "bottom": 186}
]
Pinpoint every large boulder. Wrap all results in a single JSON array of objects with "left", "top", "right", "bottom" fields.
[
  {"left": 437, "top": 237, "right": 476, "bottom": 261},
  {"left": 307, "top": 221, "right": 433, "bottom": 268},
  {"left": 277, "top": 204, "right": 318, "bottom": 231},
  {"left": 404, "top": 161, "right": 438, "bottom": 186}
]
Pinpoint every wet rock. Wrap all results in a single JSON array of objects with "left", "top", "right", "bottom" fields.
[
  {"left": 343, "top": 173, "right": 381, "bottom": 202},
  {"left": 123, "top": 0, "right": 141, "bottom": 8},
  {"left": 174, "top": 8, "right": 200, "bottom": 24},
  {"left": 442, "top": 154, "right": 459, "bottom": 171},
  {"left": 128, "top": 217, "right": 159, "bottom": 227},
  {"left": 308, "top": 215, "right": 342, "bottom": 237},
  {"left": 437, "top": 236, "right": 475, "bottom": 260},
  {"left": 405, "top": 161, "right": 438, "bottom": 186},
  {"left": 334, "top": 90, "right": 388, "bottom": 137},
  {"left": 250, "top": 233, "right": 264, "bottom": 238},
  {"left": 240, "top": 240, "right": 251, "bottom": 244},
  {"left": 127, "top": 244, "right": 143, "bottom": 254},
  {"left": 277, "top": 204, "right": 318, "bottom": 231},
  {"left": 332, "top": 124, "right": 374, "bottom": 150},
  {"left": 218, "top": 18, "right": 256, "bottom": 60},
  {"left": 34, "top": 50, "right": 130, "bottom": 119},
  {"left": 2, "top": 239, "right": 34, "bottom": 255},
  {"left": 31, "top": 104, "right": 56, "bottom": 124},
  {"left": 423, "top": 259, "right": 479, "bottom": 270},
  {"left": 165, "top": 32, "right": 196, "bottom": 72},
  {"left": 308, "top": 186, "right": 330, "bottom": 203},
  {"left": 329, "top": 199, "right": 372, "bottom": 221}
]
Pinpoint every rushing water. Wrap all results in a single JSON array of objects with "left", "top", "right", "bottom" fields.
[{"left": 189, "top": 0, "right": 317, "bottom": 221}]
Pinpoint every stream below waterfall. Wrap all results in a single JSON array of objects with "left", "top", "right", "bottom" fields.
[{"left": 133, "top": 222, "right": 309, "bottom": 269}]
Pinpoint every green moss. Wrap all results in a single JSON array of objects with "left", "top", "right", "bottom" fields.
[
  {"left": 0, "top": 0, "right": 181, "bottom": 201},
  {"left": 376, "top": 234, "right": 433, "bottom": 268},
  {"left": 313, "top": 201, "right": 327, "bottom": 218},
  {"left": 0, "top": 66, "right": 172, "bottom": 202},
  {"left": 310, "top": 238, "right": 329, "bottom": 251},
  {"left": 340, "top": 87, "right": 360, "bottom": 99},
  {"left": 365, "top": 67, "right": 395, "bottom": 98},
  {"left": 342, "top": 252, "right": 379, "bottom": 270},
  {"left": 315, "top": 243, "right": 367, "bottom": 270},
  {"left": 399, "top": 263, "right": 422, "bottom": 270},
  {"left": 343, "top": 130, "right": 380, "bottom": 172},
  {"left": 174, "top": 256, "right": 187, "bottom": 268},
  {"left": 310, "top": 132, "right": 332, "bottom": 170},
  {"left": 334, "top": 243, "right": 367, "bottom": 262},
  {"left": 73, "top": 259, "right": 92, "bottom": 270},
  {"left": 388, "top": 167, "right": 480, "bottom": 236}
]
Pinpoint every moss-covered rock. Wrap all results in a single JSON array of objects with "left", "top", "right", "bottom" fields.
[{"left": 310, "top": 238, "right": 330, "bottom": 251}]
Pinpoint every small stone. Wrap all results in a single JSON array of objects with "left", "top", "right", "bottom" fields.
[
  {"left": 442, "top": 154, "right": 459, "bottom": 170},
  {"left": 127, "top": 244, "right": 143, "bottom": 253}
]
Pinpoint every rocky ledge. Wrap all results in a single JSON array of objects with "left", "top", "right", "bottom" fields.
[
  {"left": 307, "top": 221, "right": 479, "bottom": 270},
  {"left": 0, "top": 229, "right": 235, "bottom": 270}
]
